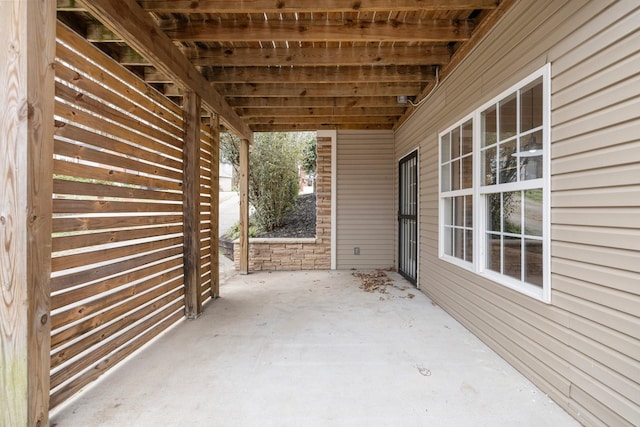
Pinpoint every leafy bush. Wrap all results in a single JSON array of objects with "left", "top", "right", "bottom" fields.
[
  {"left": 225, "top": 220, "right": 259, "bottom": 240},
  {"left": 249, "top": 133, "right": 301, "bottom": 231}
]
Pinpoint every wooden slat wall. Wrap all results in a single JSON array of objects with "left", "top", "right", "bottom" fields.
[
  {"left": 394, "top": 1, "right": 640, "bottom": 426},
  {"left": 50, "top": 23, "right": 186, "bottom": 409},
  {"left": 336, "top": 130, "right": 395, "bottom": 269},
  {"left": 199, "top": 121, "right": 214, "bottom": 303}
]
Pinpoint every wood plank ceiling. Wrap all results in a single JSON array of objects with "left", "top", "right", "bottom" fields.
[{"left": 57, "top": 0, "right": 515, "bottom": 133}]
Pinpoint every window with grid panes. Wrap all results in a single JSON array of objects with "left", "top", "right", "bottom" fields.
[
  {"left": 438, "top": 65, "right": 550, "bottom": 302},
  {"left": 440, "top": 117, "right": 473, "bottom": 266}
]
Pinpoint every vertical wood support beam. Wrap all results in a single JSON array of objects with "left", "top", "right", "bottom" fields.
[
  {"left": 238, "top": 138, "right": 250, "bottom": 275},
  {"left": 182, "top": 91, "right": 202, "bottom": 318},
  {"left": 209, "top": 114, "right": 220, "bottom": 297},
  {"left": 0, "top": 0, "right": 55, "bottom": 425}
]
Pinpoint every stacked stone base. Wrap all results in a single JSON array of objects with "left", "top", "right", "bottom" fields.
[{"left": 233, "top": 238, "right": 330, "bottom": 271}]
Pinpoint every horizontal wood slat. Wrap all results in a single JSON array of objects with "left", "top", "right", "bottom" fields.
[
  {"left": 53, "top": 224, "right": 183, "bottom": 252},
  {"left": 53, "top": 159, "right": 183, "bottom": 193},
  {"left": 53, "top": 179, "right": 183, "bottom": 202},
  {"left": 52, "top": 214, "right": 183, "bottom": 234},
  {"left": 55, "top": 82, "right": 183, "bottom": 151},
  {"left": 51, "top": 277, "right": 184, "bottom": 365},
  {"left": 52, "top": 236, "right": 183, "bottom": 272}
]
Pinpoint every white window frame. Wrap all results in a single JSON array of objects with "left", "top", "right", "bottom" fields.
[
  {"left": 438, "top": 64, "right": 551, "bottom": 303},
  {"left": 438, "top": 113, "right": 475, "bottom": 271}
]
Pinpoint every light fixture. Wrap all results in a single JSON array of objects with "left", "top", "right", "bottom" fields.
[{"left": 513, "top": 135, "right": 542, "bottom": 157}]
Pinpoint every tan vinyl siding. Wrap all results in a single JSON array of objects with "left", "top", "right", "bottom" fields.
[
  {"left": 336, "top": 130, "right": 395, "bottom": 269},
  {"left": 394, "top": 0, "right": 640, "bottom": 426}
]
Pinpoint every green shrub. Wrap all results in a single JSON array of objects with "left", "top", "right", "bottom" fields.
[{"left": 249, "top": 133, "right": 301, "bottom": 231}]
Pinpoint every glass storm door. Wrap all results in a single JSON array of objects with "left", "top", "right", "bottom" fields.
[{"left": 398, "top": 151, "right": 418, "bottom": 284}]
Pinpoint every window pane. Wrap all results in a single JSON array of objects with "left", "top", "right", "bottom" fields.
[
  {"left": 482, "top": 147, "right": 496, "bottom": 185},
  {"left": 454, "top": 196, "right": 464, "bottom": 226},
  {"left": 499, "top": 93, "right": 517, "bottom": 140},
  {"left": 454, "top": 228, "right": 464, "bottom": 259},
  {"left": 465, "top": 230, "right": 473, "bottom": 263},
  {"left": 441, "top": 133, "right": 451, "bottom": 162},
  {"left": 520, "top": 130, "right": 543, "bottom": 180},
  {"left": 444, "top": 227, "right": 453, "bottom": 256},
  {"left": 486, "top": 232, "right": 501, "bottom": 273},
  {"left": 461, "top": 155, "right": 473, "bottom": 189},
  {"left": 451, "top": 159, "right": 460, "bottom": 191},
  {"left": 465, "top": 195, "right": 473, "bottom": 228},
  {"left": 504, "top": 236, "right": 522, "bottom": 281},
  {"left": 451, "top": 127, "right": 461, "bottom": 159},
  {"left": 487, "top": 193, "right": 501, "bottom": 232},
  {"left": 462, "top": 119, "right": 473, "bottom": 155},
  {"left": 441, "top": 163, "right": 450, "bottom": 192},
  {"left": 524, "top": 189, "right": 543, "bottom": 236},
  {"left": 503, "top": 191, "right": 522, "bottom": 234},
  {"left": 444, "top": 198, "right": 453, "bottom": 226},
  {"left": 520, "top": 78, "right": 543, "bottom": 132},
  {"left": 481, "top": 105, "right": 497, "bottom": 148},
  {"left": 499, "top": 139, "right": 518, "bottom": 184},
  {"left": 525, "top": 239, "right": 543, "bottom": 287}
]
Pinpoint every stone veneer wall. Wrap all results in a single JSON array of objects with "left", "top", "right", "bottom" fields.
[{"left": 233, "top": 136, "right": 332, "bottom": 271}]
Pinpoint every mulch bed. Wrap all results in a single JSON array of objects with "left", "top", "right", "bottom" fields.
[{"left": 257, "top": 193, "right": 316, "bottom": 238}]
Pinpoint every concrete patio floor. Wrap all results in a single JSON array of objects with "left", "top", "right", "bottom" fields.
[{"left": 50, "top": 268, "right": 579, "bottom": 427}]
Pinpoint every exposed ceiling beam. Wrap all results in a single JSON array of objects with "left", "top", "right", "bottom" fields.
[
  {"left": 215, "top": 82, "right": 423, "bottom": 97},
  {"left": 184, "top": 46, "right": 451, "bottom": 67},
  {"left": 238, "top": 106, "right": 407, "bottom": 117},
  {"left": 251, "top": 123, "right": 394, "bottom": 132},
  {"left": 200, "top": 65, "right": 435, "bottom": 84},
  {"left": 138, "top": 0, "right": 499, "bottom": 13},
  {"left": 78, "top": 0, "right": 252, "bottom": 140},
  {"left": 228, "top": 96, "right": 402, "bottom": 108},
  {"left": 247, "top": 116, "right": 398, "bottom": 125},
  {"left": 164, "top": 19, "right": 474, "bottom": 43}
]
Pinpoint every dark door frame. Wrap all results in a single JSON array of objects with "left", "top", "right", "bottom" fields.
[{"left": 398, "top": 149, "right": 419, "bottom": 285}]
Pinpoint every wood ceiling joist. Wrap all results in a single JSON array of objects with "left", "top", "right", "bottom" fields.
[
  {"left": 228, "top": 96, "right": 402, "bottom": 108},
  {"left": 201, "top": 65, "right": 435, "bottom": 84},
  {"left": 251, "top": 123, "right": 394, "bottom": 132},
  {"left": 77, "top": 0, "right": 252, "bottom": 140},
  {"left": 163, "top": 20, "right": 474, "bottom": 43},
  {"left": 185, "top": 46, "right": 451, "bottom": 67},
  {"left": 137, "top": 0, "right": 499, "bottom": 14},
  {"left": 216, "top": 82, "right": 423, "bottom": 98},
  {"left": 248, "top": 115, "right": 397, "bottom": 124},
  {"left": 238, "top": 106, "right": 407, "bottom": 117}
]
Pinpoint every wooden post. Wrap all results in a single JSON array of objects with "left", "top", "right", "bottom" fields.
[
  {"left": 210, "top": 115, "right": 220, "bottom": 296},
  {"left": 0, "top": 0, "right": 55, "bottom": 425},
  {"left": 182, "top": 91, "right": 202, "bottom": 318},
  {"left": 239, "top": 138, "right": 250, "bottom": 275}
]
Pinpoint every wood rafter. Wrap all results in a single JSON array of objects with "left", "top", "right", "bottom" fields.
[
  {"left": 201, "top": 66, "right": 435, "bottom": 84},
  {"left": 229, "top": 96, "right": 402, "bottom": 109},
  {"left": 148, "top": 66, "right": 434, "bottom": 84},
  {"left": 137, "top": 0, "right": 499, "bottom": 13},
  {"left": 238, "top": 107, "right": 407, "bottom": 117},
  {"left": 183, "top": 46, "right": 451, "bottom": 68},
  {"left": 216, "top": 82, "right": 424, "bottom": 98},
  {"left": 247, "top": 116, "right": 398, "bottom": 125},
  {"left": 162, "top": 20, "right": 474, "bottom": 43}
]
